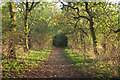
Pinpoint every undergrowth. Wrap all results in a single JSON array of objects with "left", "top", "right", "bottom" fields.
[
  {"left": 2, "top": 49, "right": 51, "bottom": 78},
  {"left": 63, "top": 48, "right": 114, "bottom": 79}
]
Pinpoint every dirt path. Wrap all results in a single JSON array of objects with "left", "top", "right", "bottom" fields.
[{"left": 20, "top": 48, "right": 90, "bottom": 78}]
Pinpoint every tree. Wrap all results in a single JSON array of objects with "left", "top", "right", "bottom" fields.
[
  {"left": 60, "top": 2, "right": 98, "bottom": 55},
  {"left": 23, "top": 1, "right": 40, "bottom": 51},
  {"left": 25, "top": 2, "right": 61, "bottom": 49},
  {"left": 8, "top": 2, "right": 16, "bottom": 58}
]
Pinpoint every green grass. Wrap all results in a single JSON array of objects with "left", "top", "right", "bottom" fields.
[
  {"left": 17, "top": 50, "right": 50, "bottom": 61},
  {"left": 63, "top": 48, "right": 113, "bottom": 79},
  {"left": 2, "top": 49, "right": 51, "bottom": 78},
  {"left": 63, "top": 49, "right": 96, "bottom": 67}
]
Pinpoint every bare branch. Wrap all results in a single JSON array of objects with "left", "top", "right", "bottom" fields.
[
  {"left": 74, "top": 16, "right": 90, "bottom": 21},
  {"left": 26, "top": 2, "right": 28, "bottom": 11},
  {"left": 29, "top": 2, "right": 34, "bottom": 12},
  {"left": 79, "top": 28, "right": 88, "bottom": 37},
  {"left": 111, "top": 29, "right": 120, "bottom": 33},
  {"left": 60, "top": 1, "right": 90, "bottom": 21},
  {"left": 85, "top": 2, "right": 92, "bottom": 18},
  {"left": 74, "top": 19, "right": 80, "bottom": 29},
  {"left": 29, "top": 2, "right": 40, "bottom": 12}
]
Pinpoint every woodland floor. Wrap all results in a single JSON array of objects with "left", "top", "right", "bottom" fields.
[{"left": 17, "top": 48, "right": 92, "bottom": 78}]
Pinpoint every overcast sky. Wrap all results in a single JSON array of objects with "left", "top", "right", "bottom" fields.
[{"left": 0, "top": 0, "right": 119, "bottom": 8}]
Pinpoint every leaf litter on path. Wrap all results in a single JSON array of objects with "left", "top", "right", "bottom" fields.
[{"left": 18, "top": 48, "right": 91, "bottom": 78}]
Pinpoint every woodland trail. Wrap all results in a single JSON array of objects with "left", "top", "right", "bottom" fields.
[{"left": 19, "top": 48, "right": 91, "bottom": 78}]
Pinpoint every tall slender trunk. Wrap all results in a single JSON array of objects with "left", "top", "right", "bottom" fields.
[
  {"left": 75, "top": 32, "right": 79, "bottom": 49},
  {"left": 24, "top": 2, "right": 29, "bottom": 52},
  {"left": 23, "top": 2, "right": 39, "bottom": 51},
  {"left": 28, "top": 30, "right": 32, "bottom": 49},
  {"left": 102, "top": 34, "right": 106, "bottom": 54},
  {"left": 85, "top": 2, "right": 98, "bottom": 55},
  {"left": 83, "top": 36, "right": 86, "bottom": 51},
  {"left": 89, "top": 18, "right": 98, "bottom": 55},
  {"left": 80, "top": 31, "right": 85, "bottom": 51},
  {"left": 8, "top": 2, "right": 16, "bottom": 59}
]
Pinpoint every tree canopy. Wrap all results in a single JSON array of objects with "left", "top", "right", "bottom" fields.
[{"left": 1, "top": 1, "right": 120, "bottom": 78}]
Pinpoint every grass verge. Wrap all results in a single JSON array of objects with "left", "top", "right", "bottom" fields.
[{"left": 63, "top": 48, "right": 114, "bottom": 79}]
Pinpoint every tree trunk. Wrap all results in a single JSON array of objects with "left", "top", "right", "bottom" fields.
[
  {"left": 102, "top": 33, "right": 106, "bottom": 54},
  {"left": 28, "top": 30, "right": 32, "bottom": 49},
  {"left": 24, "top": 2, "right": 29, "bottom": 52},
  {"left": 23, "top": 2, "right": 39, "bottom": 51},
  {"left": 8, "top": 2, "right": 16, "bottom": 59},
  {"left": 80, "top": 31, "right": 85, "bottom": 51},
  {"left": 89, "top": 18, "right": 98, "bottom": 55},
  {"left": 85, "top": 2, "right": 98, "bottom": 55}
]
